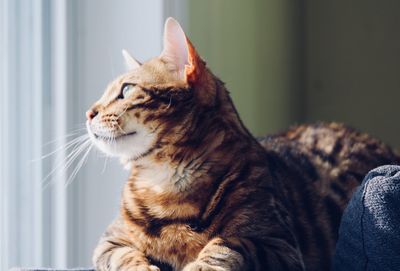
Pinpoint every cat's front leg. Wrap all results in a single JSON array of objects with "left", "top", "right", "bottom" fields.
[
  {"left": 182, "top": 237, "right": 246, "bottom": 271},
  {"left": 93, "top": 239, "right": 160, "bottom": 271},
  {"left": 182, "top": 236, "right": 304, "bottom": 271},
  {"left": 93, "top": 218, "right": 159, "bottom": 271}
]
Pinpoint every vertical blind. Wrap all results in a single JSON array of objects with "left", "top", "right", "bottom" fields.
[
  {"left": 0, "top": 0, "right": 179, "bottom": 269},
  {"left": 1, "top": 0, "right": 49, "bottom": 268},
  {"left": 0, "top": 0, "right": 79, "bottom": 268}
]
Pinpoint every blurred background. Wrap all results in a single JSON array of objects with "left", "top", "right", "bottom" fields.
[{"left": 1, "top": 0, "right": 399, "bottom": 269}]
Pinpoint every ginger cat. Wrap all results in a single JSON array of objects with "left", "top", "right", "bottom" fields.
[{"left": 87, "top": 18, "right": 400, "bottom": 271}]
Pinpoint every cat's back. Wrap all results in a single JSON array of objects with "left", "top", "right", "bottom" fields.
[
  {"left": 258, "top": 122, "right": 400, "bottom": 270},
  {"left": 260, "top": 122, "right": 400, "bottom": 192}
]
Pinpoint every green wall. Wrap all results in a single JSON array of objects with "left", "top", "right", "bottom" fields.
[
  {"left": 187, "top": 0, "right": 304, "bottom": 136},
  {"left": 304, "top": 0, "right": 400, "bottom": 147},
  {"left": 187, "top": 0, "right": 400, "bottom": 148}
]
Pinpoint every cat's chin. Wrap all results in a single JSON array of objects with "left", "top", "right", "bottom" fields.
[{"left": 87, "top": 125, "right": 156, "bottom": 164}]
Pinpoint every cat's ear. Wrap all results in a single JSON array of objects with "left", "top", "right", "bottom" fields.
[
  {"left": 160, "top": 17, "right": 205, "bottom": 84},
  {"left": 185, "top": 37, "right": 206, "bottom": 85},
  {"left": 160, "top": 18, "right": 189, "bottom": 72},
  {"left": 122, "top": 49, "right": 141, "bottom": 70}
]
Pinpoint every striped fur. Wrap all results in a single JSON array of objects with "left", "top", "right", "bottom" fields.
[{"left": 88, "top": 18, "right": 400, "bottom": 271}]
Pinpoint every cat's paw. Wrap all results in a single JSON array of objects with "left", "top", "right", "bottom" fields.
[
  {"left": 128, "top": 265, "right": 160, "bottom": 271},
  {"left": 146, "top": 265, "right": 161, "bottom": 271},
  {"left": 182, "top": 262, "right": 226, "bottom": 271}
]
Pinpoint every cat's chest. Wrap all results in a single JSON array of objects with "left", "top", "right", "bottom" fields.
[{"left": 142, "top": 224, "right": 210, "bottom": 270}]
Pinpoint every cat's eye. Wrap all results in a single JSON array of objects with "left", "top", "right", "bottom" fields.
[{"left": 118, "top": 83, "right": 136, "bottom": 99}]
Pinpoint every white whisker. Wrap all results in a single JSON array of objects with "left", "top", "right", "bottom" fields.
[
  {"left": 116, "top": 123, "right": 127, "bottom": 135},
  {"left": 65, "top": 143, "right": 93, "bottom": 188},
  {"left": 33, "top": 134, "right": 89, "bottom": 162},
  {"left": 117, "top": 105, "right": 129, "bottom": 119},
  {"left": 166, "top": 95, "right": 172, "bottom": 109},
  {"left": 101, "top": 155, "right": 109, "bottom": 174},
  {"left": 41, "top": 138, "right": 92, "bottom": 190},
  {"left": 41, "top": 129, "right": 84, "bottom": 147}
]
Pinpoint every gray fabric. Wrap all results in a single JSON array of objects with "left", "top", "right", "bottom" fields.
[{"left": 332, "top": 165, "right": 400, "bottom": 271}]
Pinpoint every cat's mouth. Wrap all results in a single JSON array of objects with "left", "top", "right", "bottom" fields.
[{"left": 93, "top": 131, "right": 137, "bottom": 141}]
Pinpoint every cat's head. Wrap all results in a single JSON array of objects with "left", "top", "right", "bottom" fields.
[{"left": 86, "top": 18, "right": 235, "bottom": 164}]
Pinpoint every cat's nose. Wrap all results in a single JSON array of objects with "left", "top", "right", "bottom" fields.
[{"left": 86, "top": 109, "right": 98, "bottom": 121}]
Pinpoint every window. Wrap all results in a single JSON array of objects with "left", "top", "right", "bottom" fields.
[{"left": 0, "top": 0, "right": 182, "bottom": 269}]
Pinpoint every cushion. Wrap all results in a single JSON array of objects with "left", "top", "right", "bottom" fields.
[{"left": 332, "top": 165, "right": 400, "bottom": 270}]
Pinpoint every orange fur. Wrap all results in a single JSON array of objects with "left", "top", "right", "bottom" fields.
[{"left": 88, "top": 18, "right": 400, "bottom": 271}]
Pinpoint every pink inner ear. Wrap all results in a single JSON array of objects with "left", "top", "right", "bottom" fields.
[{"left": 161, "top": 18, "right": 189, "bottom": 72}]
